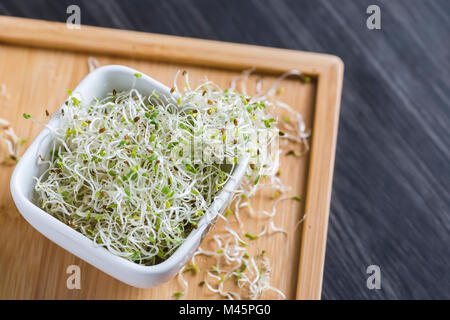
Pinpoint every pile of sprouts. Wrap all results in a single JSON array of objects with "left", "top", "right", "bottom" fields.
[
  {"left": 31, "top": 69, "right": 295, "bottom": 266},
  {"left": 175, "top": 69, "right": 310, "bottom": 300},
  {"left": 26, "top": 61, "right": 310, "bottom": 299}
]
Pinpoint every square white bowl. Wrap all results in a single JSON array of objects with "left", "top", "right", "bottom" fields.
[{"left": 10, "top": 65, "right": 248, "bottom": 288}]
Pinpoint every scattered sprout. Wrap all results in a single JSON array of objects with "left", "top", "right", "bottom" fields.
[
  {"left": 272, "top": 191, "right": 280, "bottom": 200},
  {"left": 185, "top": 264, "right": 200, "bottom": 275},
  {"left": 301, "top": 75, "right": 312, "bottom": 83},
  {"left": 286, "top": 150, "right": 300, "bottom": 157},
  {"left": 245, "top": 232, "right": 259, "bottom": 240},
  {"left": 0, "top": 117, "right": 26, "bottom": 163},
  {"left": 224, "top": 208, "right": 233, "bottom": 217}
]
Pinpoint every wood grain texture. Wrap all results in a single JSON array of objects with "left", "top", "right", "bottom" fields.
[
  {"left": 0, "top": 0, "right": 449, "bottom": 299},
  {"left": 0, "top": 17, "right": 342, "bottom": 299}
]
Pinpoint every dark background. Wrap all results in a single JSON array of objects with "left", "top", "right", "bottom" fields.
[{"left": 0, "top": 0, "right": 449, "bottom": 299}]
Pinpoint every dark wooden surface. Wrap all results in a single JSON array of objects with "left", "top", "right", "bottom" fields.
[{"left": 0, "top": 0, "right": 448, "bottom": 299}]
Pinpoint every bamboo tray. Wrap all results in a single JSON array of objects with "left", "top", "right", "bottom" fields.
[{"left": 0, "top": 16, "right": 343, "bottom": 300}]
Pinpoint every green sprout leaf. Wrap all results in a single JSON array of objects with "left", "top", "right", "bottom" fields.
[{"left": 245, "top": 232, "right": 258, "bottom": 240}]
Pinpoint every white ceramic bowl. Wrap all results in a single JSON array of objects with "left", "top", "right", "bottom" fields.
[{"left": 10, "top": 65, "right": 248, "bottom": 288}]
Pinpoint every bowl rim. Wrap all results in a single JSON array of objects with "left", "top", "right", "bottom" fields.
[{"left": 10, "top": 64, "right": 248, "bottom": 275}]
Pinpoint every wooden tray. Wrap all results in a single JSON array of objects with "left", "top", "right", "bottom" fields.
[{"left": 0, "top": 16, "right": 343, "bottom": 300}]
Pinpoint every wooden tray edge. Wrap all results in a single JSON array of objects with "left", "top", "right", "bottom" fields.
[
  {"left": 296, "top": 59, "right": 344, "bottom": 299},
  {"left": 0, "top": 16, "right": 339, "bottom": 74}
]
